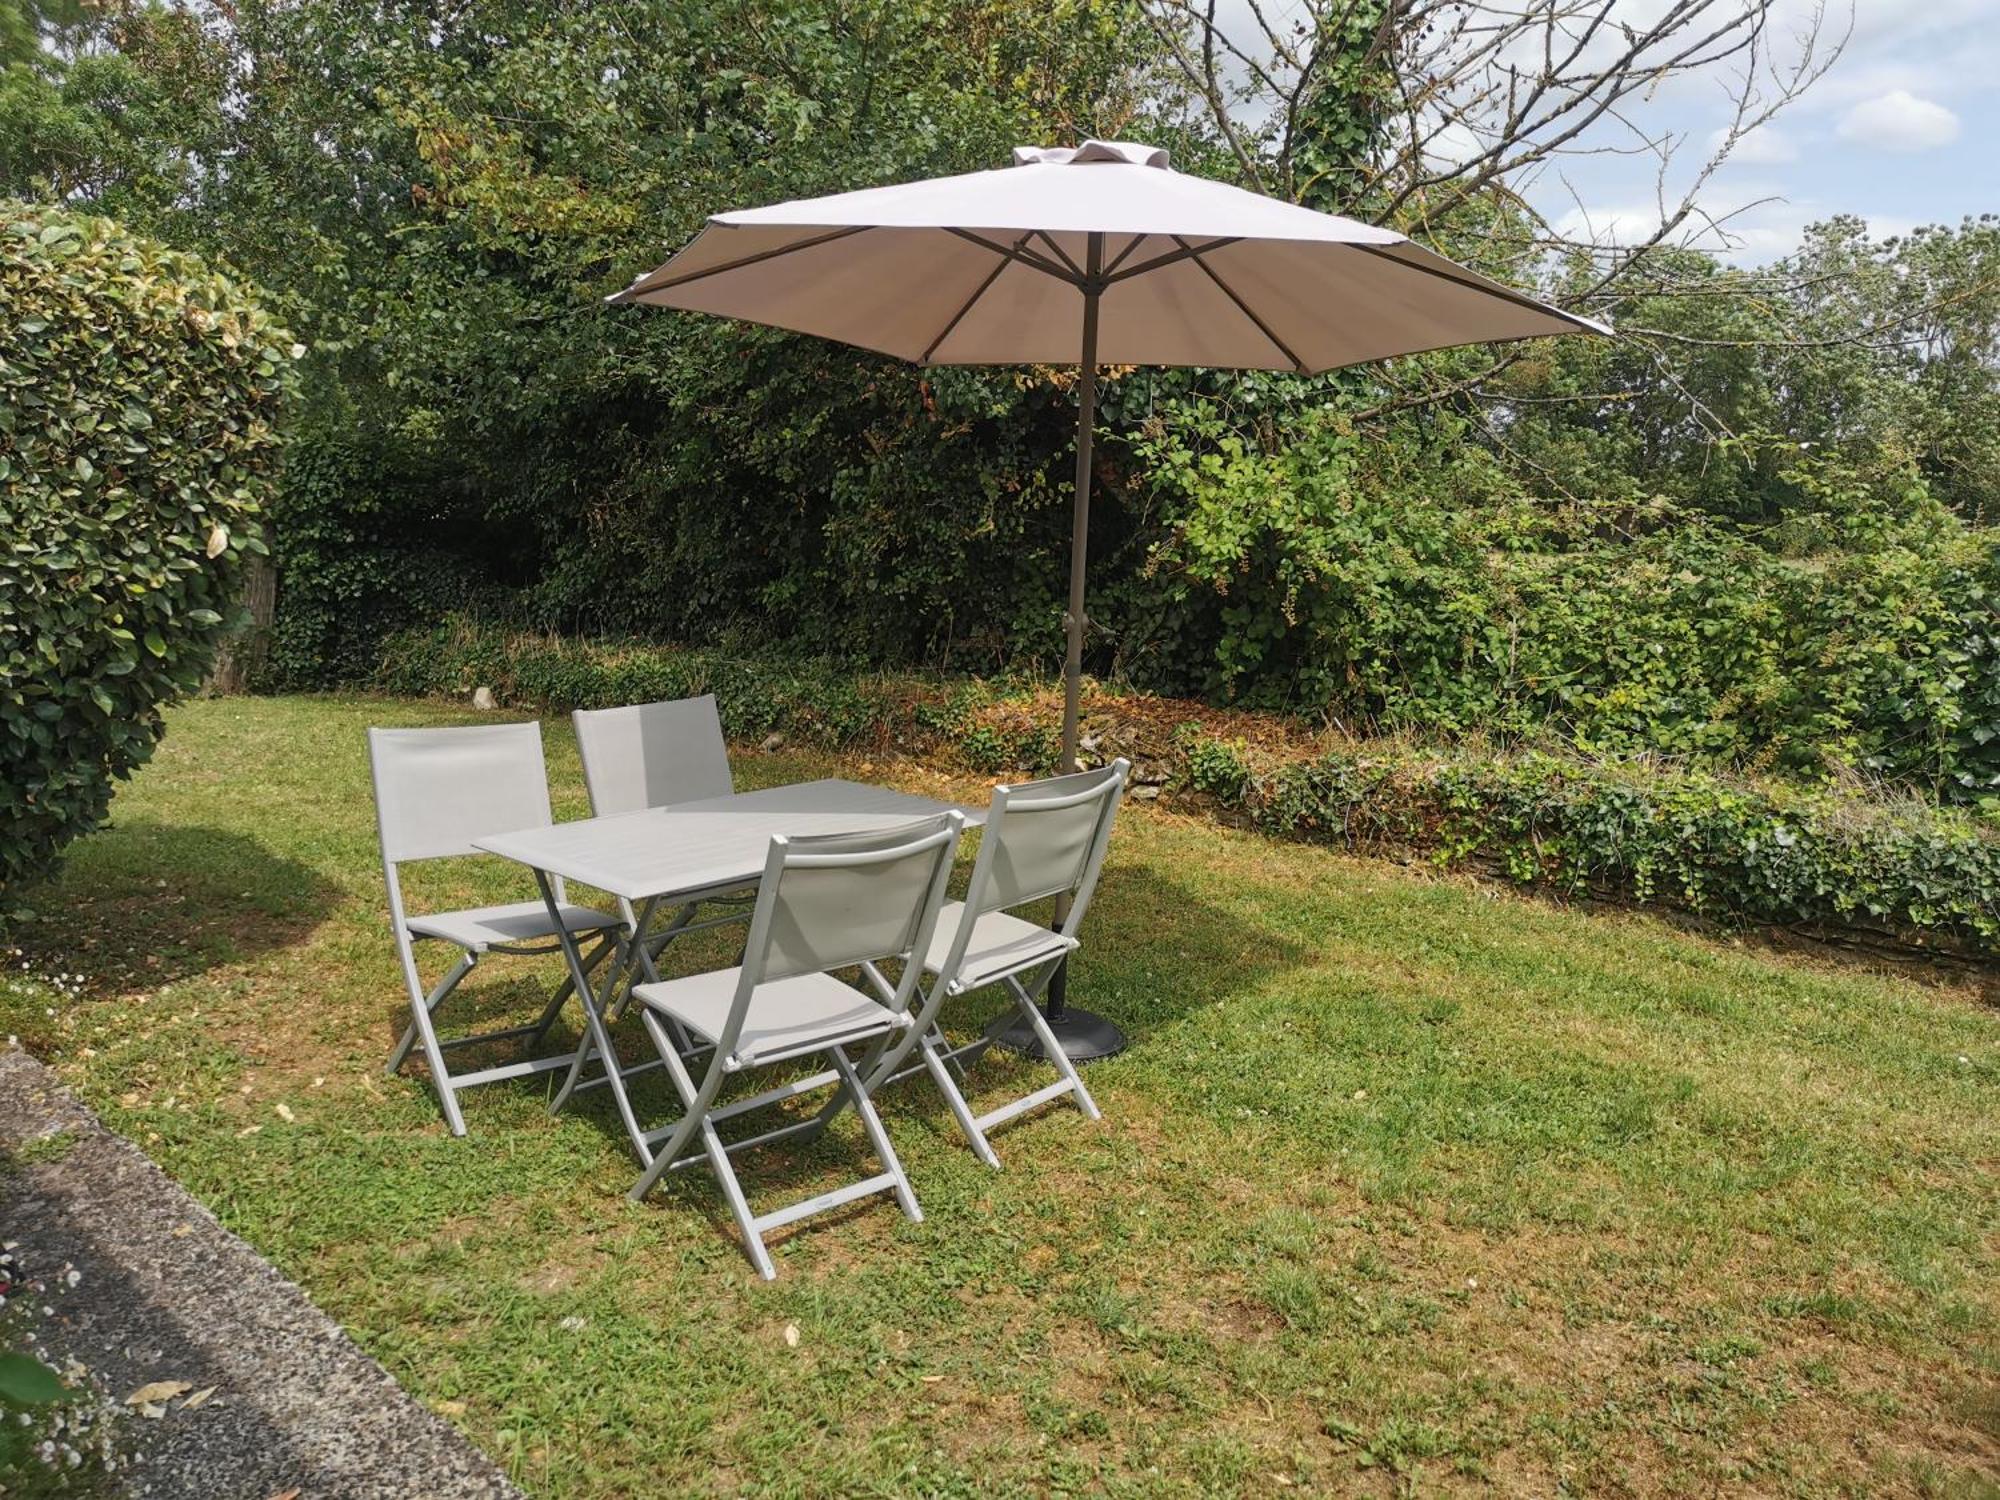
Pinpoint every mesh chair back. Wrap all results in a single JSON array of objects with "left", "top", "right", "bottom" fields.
[
  {"left": 572, "top": 696, "right": 733, "bottom": 817},
  {"left": 974, "top": 762, "right": 1129, "bottom": 917},
  {"left": 749, "top": 816, "right": 963, "bottom": 984},
  {"left": 369, "top": 722, "right": 556, "bottom": 864}
]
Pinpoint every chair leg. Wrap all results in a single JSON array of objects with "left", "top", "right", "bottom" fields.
[
  {"left": 629, "top": 1011, "right": 778, "bottom": 1279},
  {"left": 386, "top": 952, "right": 475, "bottom": 1078},
  {"left": 919, "top": 1030, "right": 1002, "bottom": 1168},
  {"left": 628, "top": 1009, "right": 720, "bottom": 1200},
  {"left": 420, "top": 1030, "right": 469, "bottom": 1136},
  {"left": 830, "top": 1046, "right": 922, "bottom": 1222},
  {"left": 399, "top": 955, "right": 475, "bottom": 1138},
  {"left": 1006, "top": 973, "right": 1101, "bottom": 1122},
  {"left": 700, "top": 1113, "right": 777, "bottom": 1280},
  {"left": 631, "top": 1017, "right": 922, "bottom": 1279},
  {"left": 937, "top": 1023, "right": 979, "bottom": 1084}
]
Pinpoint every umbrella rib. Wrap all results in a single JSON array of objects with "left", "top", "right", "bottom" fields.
[
  {"left": 1173, "top": 237, "right": 1307, "bottom": 374},
  {"left": 1100, "top": 233, "right": 1148, "bottom": 278},
  {"left": 1031, "top": 231, "right": 1085, "bottom": 279},
  {"left": 621, "top": 225, "right": 875, "bottom": 298},
  {"left": 920, "top": 233, "right": 1030, "bottom": 364},
  {"left": 1102, "top": 237, "right": 1242, "bottom": 285},
  {"left": 944, "top": 228, "right": 1079, "bottom": 286},
  {"left": 1350, "top": 243, "right": 1609, "bottom": 332}
]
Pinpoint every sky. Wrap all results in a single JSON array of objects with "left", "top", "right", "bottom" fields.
[
  {"left": 1545, "top": 0, "right": 2000, "bottom": 262},
  {"left": 1209, "top": 0, "right": 1999, "bottom": 263}
]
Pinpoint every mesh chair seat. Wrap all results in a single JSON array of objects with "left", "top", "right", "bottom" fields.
[
  {"left": 406, "top": 899, "right": 617, "bottom": 953},
  {"left": 633, "top": 968, "right": 909, "bottom": 1066},
  {"left": 922, "top": 904, "right": 1077, "bottom": 993}
]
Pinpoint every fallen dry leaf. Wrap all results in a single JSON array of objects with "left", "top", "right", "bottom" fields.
[
  {"left": 183, "top": 1386, "right": 218, "bottom": 1410},
  {"left": 274, "top": 1103, "right": 295, "bottom": 1124},
  {"left": 782, "top": 1323, "right": 800, "bottom": 1348},
  {"left": 125, "top": 1380, "right": 192, "bottom": 1407}
]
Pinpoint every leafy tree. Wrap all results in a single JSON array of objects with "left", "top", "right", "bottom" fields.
[{"left": 13, "top": 0, "right": 1997, "bottom": 801}]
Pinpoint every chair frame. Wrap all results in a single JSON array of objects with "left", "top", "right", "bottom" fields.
[
  {"left": 571, "top": 696, "right": 757, "bottom": 1014},
  {"left": 864, "top": 760, "right": 1129, "bottom": 1167},
  {"left": 628, "top": 813, "right": 963, "bottom": 1279},
  {"left": 371, "top": 724, "right": 619, "bottom": 1136}
]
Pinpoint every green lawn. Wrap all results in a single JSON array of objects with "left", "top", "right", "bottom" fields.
[{"left": 9, "top": 695, "right": 1998, "bottom": 1498}]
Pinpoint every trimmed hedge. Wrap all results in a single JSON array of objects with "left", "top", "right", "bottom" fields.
[
  {"left": 379, "top": 618, "right": 2000, "bottom": 961},
  {"left": 1, "top": 204, "right": 298, "bottom": 911},
  {"left": 1216, "top": 742, "right": 2000, "bottom": 958}
]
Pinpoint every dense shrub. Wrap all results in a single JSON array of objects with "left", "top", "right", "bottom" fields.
[
  {"left": 260, "top": 420, "right": 509, "bottom": 690},
  {"left": 386, "top": 619, "right": 2000, "bottom": 959},
  {"left": 377, "top": 617, "right": 982, "bottom": 753},
  {"left": 1236, "top": 745, "right": 2000, "bottom": 958},
  {"left": 1143, "top": 429, "right": 2000, "bottom": 799},
  {"left": 0, "top": 203, "right": 297, "bottom": 910}
]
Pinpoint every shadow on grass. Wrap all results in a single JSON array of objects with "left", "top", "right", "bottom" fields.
[
  {"left": 542, "top": 859, "right": 1303, "bottom": 1259},
  {"left": 12, "top": 821, "right": 341, "bottom": 1003}
]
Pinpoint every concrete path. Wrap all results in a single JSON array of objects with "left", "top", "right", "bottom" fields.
[{"left": 0, "top": 1048, "right": 522, "bottom": 1499}]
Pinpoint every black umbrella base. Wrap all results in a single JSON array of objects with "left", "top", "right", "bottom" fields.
[{"left": 983, "top": 1006, "right": 1128, "bottom": 1064}]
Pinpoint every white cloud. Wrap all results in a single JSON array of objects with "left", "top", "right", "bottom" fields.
[
  {"left": 1707, "top": 125, "right": 1800, "bottom": 165},
  {"left": 1834, "top": 90, "right": 1962, "bottom": 151},
  {"left": 1553, "top": 201, "right": 1675, "bottom": 248},
  {"left": 1421, "top": 120, "right": 1484, "bottom": 171},
  {"left": 1551, "top": 188, "right": 1923, "bottom": 265}
]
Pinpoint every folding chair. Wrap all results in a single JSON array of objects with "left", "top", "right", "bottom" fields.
[
  {"left": 370, "top": 723, "right": 620, "bottom": 1136},
  {"left": 626, "top": 812, "right": 964, "bottom": 1279},
  {"left": 572, "top": 696, "right": 756, "bottom": 991},
  {"left": 864, "top": 760, "right": 1129, "bottom": 1168}
]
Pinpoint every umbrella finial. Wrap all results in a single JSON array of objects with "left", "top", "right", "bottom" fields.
[{"left": 1011, "top": 141, "right": 1170, "bottom": 169}]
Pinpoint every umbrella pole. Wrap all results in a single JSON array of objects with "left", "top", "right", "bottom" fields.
[
  {"left": 989, "top": 231, "right": 1128, "bottom": 1065},
  {"left": 1059, "top": 282, "right": 1098, "bottom": 779}
]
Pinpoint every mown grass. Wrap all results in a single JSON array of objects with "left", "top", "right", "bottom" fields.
[{"left": 7, "top": 694, "right": 1997, "bottom": 1498}]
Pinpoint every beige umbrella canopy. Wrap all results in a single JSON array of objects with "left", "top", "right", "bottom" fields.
[
  {"left": 614, "top": 140, "right": 1605, "bottom": 369},
  {"left": 612, "top": 140, "right": 1608, "bottom": 1057}
]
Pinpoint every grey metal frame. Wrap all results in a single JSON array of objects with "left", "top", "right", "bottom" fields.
[
  {"left": 571, "top": 696, "right": 756, "bottom": 1000},
  {"left": 864, "top": 760, "right": 1129, "bottom": 1166},
  {"left": 370, "top": 723, "right": 621, "bottom": 1136},
  {"left": 626, "top": 812, "right": 964, "bottom": 1279}
]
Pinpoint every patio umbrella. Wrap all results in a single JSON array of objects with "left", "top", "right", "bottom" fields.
[{"left": 611, "top": 139, "right": 1609, "bottom": 1059}]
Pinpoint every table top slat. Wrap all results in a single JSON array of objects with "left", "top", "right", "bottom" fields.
[{"left": 473, "top": 778, "right": 984, "bottom": 901}]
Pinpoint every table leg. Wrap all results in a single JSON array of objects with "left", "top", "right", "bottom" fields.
[{"left": 537, "top": 872, "right": 652, "bottom": 1163}]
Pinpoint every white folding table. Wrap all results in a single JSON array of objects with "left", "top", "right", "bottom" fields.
[{"left": 474, "top": 778, "right": 983, "bottom": 1160}]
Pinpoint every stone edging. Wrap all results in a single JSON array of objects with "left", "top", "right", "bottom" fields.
[{"left": 0, "top": 1047, "right": 522, "bottom": 1499}]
